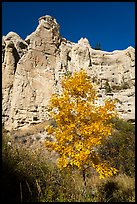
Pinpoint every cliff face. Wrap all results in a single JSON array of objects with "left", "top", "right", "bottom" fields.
[{"left": 2, "top": 15, "right": 135, "bottom": 131}]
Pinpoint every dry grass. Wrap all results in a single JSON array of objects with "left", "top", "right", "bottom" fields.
[
  {"left": 115, "top": 173, "right": 135, "bottom": 190},
  {"left": 94, "top": 174, "right": 135, "bottom": 202}
]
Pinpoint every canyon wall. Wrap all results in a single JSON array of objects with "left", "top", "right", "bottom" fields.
[{"left": 2, "top": 15, "right": 135, "bottom": 131}]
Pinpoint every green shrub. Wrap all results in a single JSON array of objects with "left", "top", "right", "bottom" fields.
[
  {"left": 98, "top": 118, "right": 135, "bottom": 177},
  {"left": 104, "top": 80, "right": 112, "bottom": 93},
  {"left": 111, "top": 117, "right": 135, "bottom": 133}
]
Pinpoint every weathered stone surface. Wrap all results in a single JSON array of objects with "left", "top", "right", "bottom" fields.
[
  {"left": 2, "top": 40, "right": 20, "bottom": 127},
  {"left": 2, "top": 15, "right": 135, "bottom": 131},
  {"left": 4, "top": 32, "right": 28, "bottom": 57},
  {"left": 8, "top": 49, "right": 55, "bottom": 130}
]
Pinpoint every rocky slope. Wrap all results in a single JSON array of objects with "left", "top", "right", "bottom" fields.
[{"left": 2, "top": 15, "right": 135, "bottom": 131}]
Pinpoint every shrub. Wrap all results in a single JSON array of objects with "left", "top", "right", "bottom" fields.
[
  {"left": 2, "top": 130, "right": 84, "bottom": 202},
  {"left": 98, "top": 118, "right": 135, "bottom": 177},
  {"left": 96, "top": 174, "right": 135, "bottom": 202},
  {"left": 104, "top": 80, "right": 112, "bottom": 93}
]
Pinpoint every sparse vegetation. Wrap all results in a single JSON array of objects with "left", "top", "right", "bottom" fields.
[
  {"left": 115, "top": 98, "right": 123, "bottom": 104},
  {"left": 64, "top": 70, "right": 72, "bottom": 77},
  {"left": 2, "top": 119, "right": 135, "bottom": 202},
  {"left": 104, "top": 80, "right": 112, "bottom": 93}
]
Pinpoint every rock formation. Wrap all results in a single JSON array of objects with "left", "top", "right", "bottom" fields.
[{"left": 2, "top": 15, "right": 135, "bottom": 131}]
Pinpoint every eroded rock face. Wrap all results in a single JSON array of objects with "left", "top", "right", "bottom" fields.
[
  {"left": 2, "top": 40, "right": 20, "bottom": 127},
  {"left": 2, "top": 15, "right": 135, "bottom": 131}
]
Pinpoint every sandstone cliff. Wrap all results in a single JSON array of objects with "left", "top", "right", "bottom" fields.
[{"left": 2, "top": 15, "right": 135, "bottom": 131}]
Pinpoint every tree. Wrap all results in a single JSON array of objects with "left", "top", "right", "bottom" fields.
[
  {"left": 45, "top": 69, "right": 118, "bottom": 185},
  {"left": 94, "top": 42, "right": 102, "bottom": 50}
]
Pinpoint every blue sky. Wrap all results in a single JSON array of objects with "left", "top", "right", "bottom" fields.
[{"left": 2, "top": 2, "right": 135, "bottom": 52}]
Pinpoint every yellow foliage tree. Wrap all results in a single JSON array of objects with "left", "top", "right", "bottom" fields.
[{"left": 45, "top": 69, "right": 118, "bottom": 182}]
